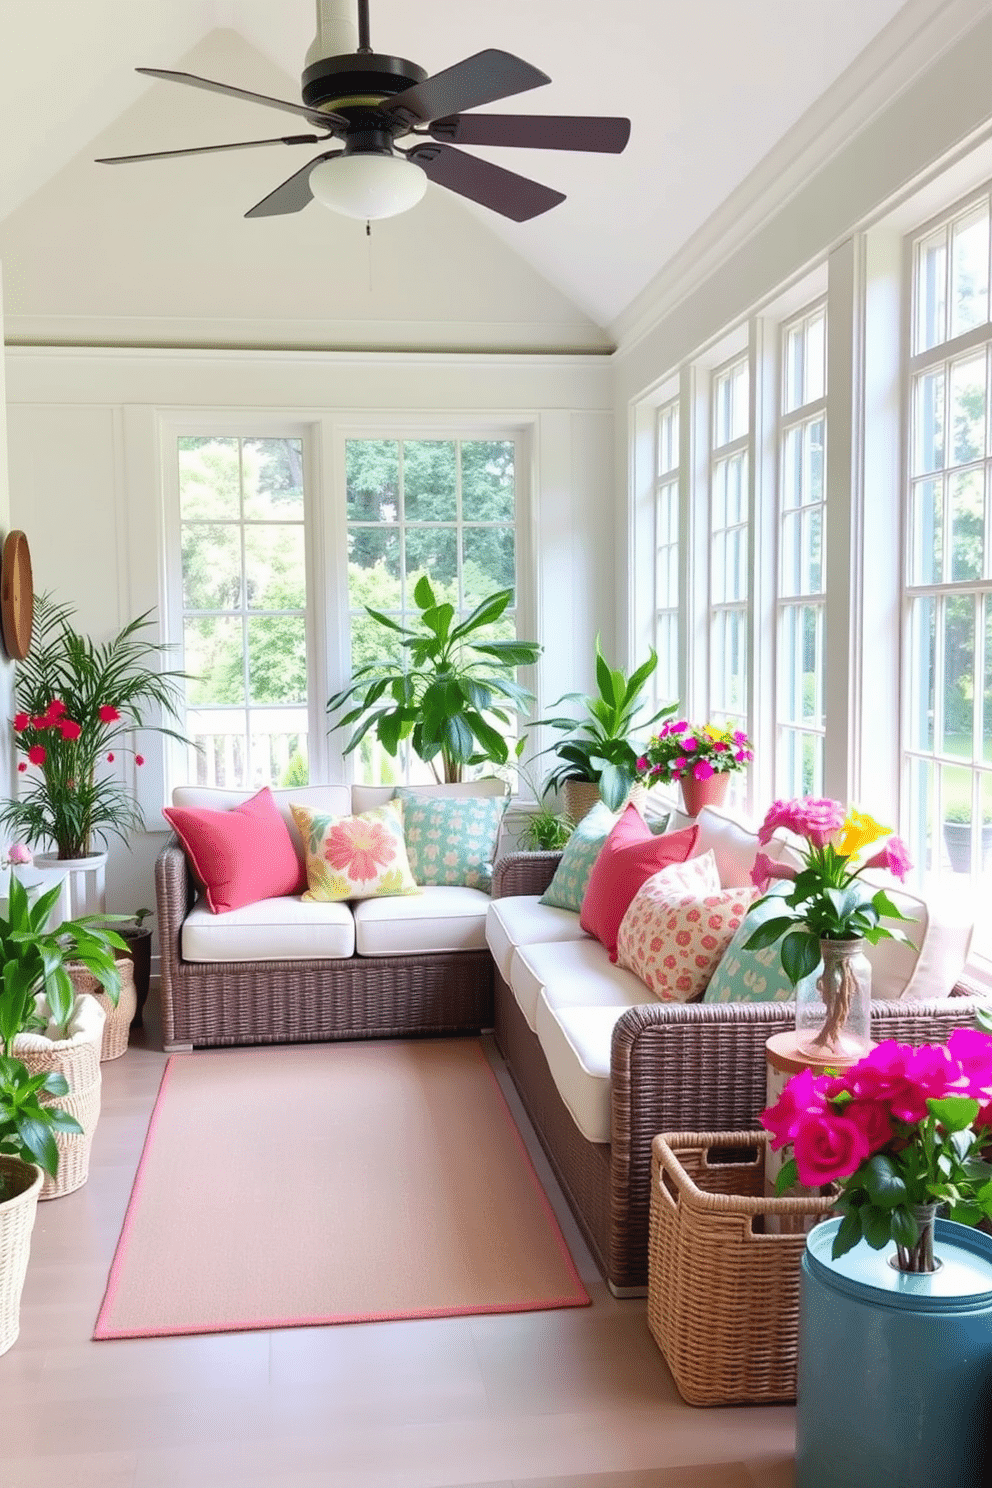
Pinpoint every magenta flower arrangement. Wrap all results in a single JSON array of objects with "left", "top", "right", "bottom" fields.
[
  {"left": 745, "top": 798, "right": 914, "bottom": 986},
  {"left": 763, "top": 1029, "right": 992, "bottom": 1267},
  {"left": 0, "top": 597, "right": 186, "bottom": 861},
  {"left": 636, "top": 719, "right": 753, "bottom": 786}
]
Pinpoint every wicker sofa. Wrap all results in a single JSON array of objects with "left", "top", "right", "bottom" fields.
[
  {"left": 156, "top": 779, "right": 506, "bottom": 1052},
  {"left": 486, "top": 804, "right": 983, "bottom": 1295}
]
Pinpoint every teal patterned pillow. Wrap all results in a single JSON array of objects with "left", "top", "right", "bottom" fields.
[
  {"left": 702, "top": 888, "right": 821, "bottom": 1004},
  {"left": 396, "top": 791, "right": 509, "bottom": 891},
  {"left": 539, "top": 802, "right": 620, "bottom": 913}
]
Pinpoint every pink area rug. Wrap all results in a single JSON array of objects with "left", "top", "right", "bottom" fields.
[{"left": 94, "top": 1038, "right": 588, "bottom": 1339}]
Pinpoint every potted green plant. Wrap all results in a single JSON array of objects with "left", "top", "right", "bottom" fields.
[
  {"left": 513, "top": 766, "right": 574, "bottom": 851},
  {"left": 534, "top": 640, "right": 675, "bottom": 816},
  {"left": 0, "top": 595, "right": 188, "bottom": 861},
  {"left": 115, "top": 907, "right": 153, "bottom": 1028},
  {"left": 326, "top": 577, "right": 541, "bottom": 782},
  {"left": 0, "top": 873, "right": 126, "bottom": 1198},
  {"left": 942, "top": 800, "right": 992, "bottom": 874}
]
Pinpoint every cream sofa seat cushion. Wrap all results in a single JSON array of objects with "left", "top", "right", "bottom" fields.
[
  {"left": 182, "top": 895, "right": 355, "bottom": 962},
  {"left": 353, "top": 885, "right": 491, "bottom": 956},
  {"left": 486, "top": 896, "right": 591, "bottom": 984},
  {"left": 509, "top": 935, "right": 652, "bottom": 1036}
]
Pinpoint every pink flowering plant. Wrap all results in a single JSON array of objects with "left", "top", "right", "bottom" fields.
[
  {"left": 636, "top": 719, "right": 753, "bottom": 787},
  {"left": 744, "top": 798, "right": 915, "bottom": 987},
  {"left": 0, "top": 596, "right": 187, "bottom": 860},
  {"left": 764, "top": 1029, "right": 992, "bottom": 1266}
]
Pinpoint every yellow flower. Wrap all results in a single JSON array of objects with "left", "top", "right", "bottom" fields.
[{"left": 834, "top": 808, "right": 891, "bottom": 860}]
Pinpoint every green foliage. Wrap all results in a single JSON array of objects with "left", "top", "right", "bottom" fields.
[
  {"left": 0, "top": 1056, "right": 82, "bottom": 1181},
  {"left": 0, "top": 596, "right": 189, "bottom": 858},
  {"left": 280, "top": 751, "right": 310, "bottom": 788},
  {"left": 533, "top": 640, "right": 676, "bottom": 811},
  {"left": 0, "top": 873, "right": 127, "bottom": 1049},
  {"left": 326, "top": 578, "right": 541, "bottom": 783}
]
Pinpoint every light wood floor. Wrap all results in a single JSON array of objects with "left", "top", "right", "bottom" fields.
[{"left": 1, "top": 994, "right": 796, "bottom": 1488}]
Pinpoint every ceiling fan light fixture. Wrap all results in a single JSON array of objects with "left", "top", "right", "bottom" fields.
[{"left": 309, "top": 152, "right": 427, "bottom": 220}]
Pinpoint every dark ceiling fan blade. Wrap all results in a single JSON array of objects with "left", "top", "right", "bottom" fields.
[
  {"left": 136, "top": 68, "right": 347, "bottom": 132},
  {"left": 382, "top": 50, "right": 549, "bottom": 127},
  {"left": 96, "top": 134, "right": 328, "bottom": 165},
  {"left": 244, "top": 154, "right": 340, "bottom": 218},
  {"left": 405, "top": 143, "right": 564, "bottom": 221},
  {"left": 426, "top": 113, "right": 631, "bottom": 154}
]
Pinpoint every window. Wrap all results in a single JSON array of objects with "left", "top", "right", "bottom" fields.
[
  {"left": 777, "top": 304, "right": 827, "bottom": 796},
  {"left": 904, "top": 192, "right": 992, "bottom": 906},
  {"left": 709, "top": 355, "right": 750, "bottom": 730},
  {"left": 176, "top": 435, "right": 310, "bottom": 789},
  {"left": 344, "top": 436, "right": 522, "bottom": 784},
  {"left": 653, "top": 398, "right": 680, "bottom": 704}
]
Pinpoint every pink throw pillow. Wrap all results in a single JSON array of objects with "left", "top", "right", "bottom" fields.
[
  {"left": 616, "top": 878, "right": 757, "bottom": 1002},
  {"left": 163, "top": 786, "right": 305, "bottom": 914},
  {"left": 579, "top": 805, "right": 699, "bottom": 961}
]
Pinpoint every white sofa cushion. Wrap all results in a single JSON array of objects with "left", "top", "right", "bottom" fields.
[
  {"left": 486, "top": 895, "right": 591, "bottom": 984},
  {"left": 508, "top": 936, "right": 653, "bottom": 1034},
  {"left": 351, "top": 778, "right": 508, "bottom": 814},
  {"left": 353, "top": 885, "right": 491, "bottom": 956},
  {"left": 171, "top": 784, "right": 353, "bottom": 873},
  {"left": 181, "top": 894, "right": 355, "bottom": 962}
]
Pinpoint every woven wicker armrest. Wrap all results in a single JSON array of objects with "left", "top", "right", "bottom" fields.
[
  {"left": 491, "top": 850, "right": 563, "bottom": 899},
  {"left": 155, "top": 836, "right": 196, "bottom": 980}
]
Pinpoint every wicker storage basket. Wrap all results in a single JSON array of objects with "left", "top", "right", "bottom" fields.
[
  {"left": 69, "top": 957, "right": 137, "bottom": 1060},
  {"left": 0, "top": 1157, "right": 43, "bottom": 1356},
  {"left": 647, "top": 1131, "right": 836, "bottom": 1406},
  {"left": 13, "top": 1015, "right": 103, "bottom": 1199}
]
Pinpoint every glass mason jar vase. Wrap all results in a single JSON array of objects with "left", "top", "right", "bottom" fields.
[{"left": 795, "top": 937, "right": 872, "bottom": 1061}]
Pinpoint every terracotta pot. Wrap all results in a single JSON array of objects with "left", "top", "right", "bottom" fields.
[{"left": 679, "top": 772, "right": 731, "bottom": 817}]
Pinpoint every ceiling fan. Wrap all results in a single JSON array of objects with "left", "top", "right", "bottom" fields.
[{"left": 96, "top": 0, "right": 631, "bottom": 224}]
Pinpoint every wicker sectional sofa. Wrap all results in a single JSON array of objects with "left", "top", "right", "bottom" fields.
[
  {"left": 485, "top": 804, "right": 982, "bottom": 1294},
  {"left": 155, "top": 779, "right": 506, "bottom": 1052}
]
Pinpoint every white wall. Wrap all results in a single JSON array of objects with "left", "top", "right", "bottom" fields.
[
  {"left": 0, "top": 267, "right": 17, "bottom": 808},
  {"left": 4, "top": 345, "right": 615, "bottom": 915}
]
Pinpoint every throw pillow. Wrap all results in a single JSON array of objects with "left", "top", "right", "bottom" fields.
[
  {"left": 579, "top": 804, "right": 700, "bottom": 961},
  {"left": 162, "top": 786, "right": 305, "bottom": 915},
  {"left": 703, "top": 888, "right": 820, "bottom": 1004},
  {"left": 289, "top": 800, "right": 420, "bottom": 902},
  {"left": 396, "top": 789, "right": 509, "bottom": 891},
  {"left": 539, "top": 801, "right": 621, "bottom": 913},
  {"left": 616, "top": 876, "right": 758, "bottom": 1003}
]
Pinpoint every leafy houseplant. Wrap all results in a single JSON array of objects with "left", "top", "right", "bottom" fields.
[
  {"left": 763, "top": 1029, "right": 992, "bottom": 1270},
  {"left": 326, "top": 577, "right": 541, "bottom": 783},
  {"left": 0, "top": 596, "right": 188, "bottom": 860},
  {"left": 534, "top": 641, "right": 675, "bottom": 812},
  {"left": 0, "top": 874, "right": 126, "bottom": 1186}
]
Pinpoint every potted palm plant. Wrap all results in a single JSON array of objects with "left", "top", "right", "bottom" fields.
[
  {"left": 326, "top": 577, "right": 541, "bottom": 781},
  {"left": 0, "top": 596, "right": 188, "bottom": 862},
  {"left": 534, "top": 640, "right": 675, "bottom": 817}
]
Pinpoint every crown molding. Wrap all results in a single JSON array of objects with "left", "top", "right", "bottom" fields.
[{"left": 611, "top": 0, "right": 992, "bottom": 357}]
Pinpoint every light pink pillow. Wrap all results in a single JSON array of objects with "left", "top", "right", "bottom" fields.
[
  {"left": 616, "top": 872, "right": 757, "bottom": 1003},
  {"left": 579, "top": 805, "right": 699, "bottom": 961},
  {"left": 163, "top": 786, "right": 305, "bottom": 914}
]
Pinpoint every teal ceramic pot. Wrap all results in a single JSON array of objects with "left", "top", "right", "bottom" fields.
[{"left": 796, "top": 1216, "right": 992, "bottom": 1488}]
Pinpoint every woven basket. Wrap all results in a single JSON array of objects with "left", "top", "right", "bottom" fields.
[
  {"left": 68, "top": 957, "right": 137, "bottom": 1060},
  {"left": 13, "top": 1023, "right": 103, "bottom": 1200},
  {"left": 647, "top": 1131, "right": 836, "bottom": 1406},
  {"left": 562, "top": 779, "right": 602, "bottom": 824},
  {"left": 0, "top": 1157, "right": 43, "bottom": 1356}
]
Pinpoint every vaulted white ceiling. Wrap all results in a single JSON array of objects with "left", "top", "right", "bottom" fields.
[{"left": 0, "top": 0, "right": 970, "bottom": 347}]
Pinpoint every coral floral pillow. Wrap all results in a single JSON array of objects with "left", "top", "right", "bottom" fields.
[
  {"left": 289, "top": 800, "right": 420, "bottom": 902},
  {"left": 579, "top": 804, "right": 699, "bottom": 961},
  {"left": 616, "top": 870, "right": 757, "bottom": 1003},
  {"left": 163, "top": 786, "right": 305, "bottom": 914}
]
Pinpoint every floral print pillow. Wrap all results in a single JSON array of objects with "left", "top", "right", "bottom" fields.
[
  {"left": 396, "top": 791, "right": 509, "bottom": 891},
  {"left": 702, "top": 888, "right": 819, "bottom": 1004},
  {"left": 616, "top": 871, "right": 757, "bottom": 1003},
  {"left": 289, "top": 800, "right": 420, "bottom": 902}
]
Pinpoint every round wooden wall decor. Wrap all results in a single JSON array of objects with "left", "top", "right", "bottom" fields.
[{"left": 0, "top": 530, "right": 34, "bottom": 660}]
